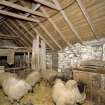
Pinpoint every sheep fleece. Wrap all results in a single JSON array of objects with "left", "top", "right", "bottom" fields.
[
  {"left": 25, "top": 71, "right": 41, "bottom": 87},
  {"left": 52, "top": 79, "right": 86, "bottom": 105},
  {"left": 52, "top": 79, "right": 76, "bottom": 105},
  {"left": 2, "top": 77, "right": 32, "bottom": 102}
]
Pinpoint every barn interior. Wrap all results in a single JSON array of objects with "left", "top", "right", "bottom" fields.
[{"left": 0, "top": 0, "right": 105, "bottom": 105}]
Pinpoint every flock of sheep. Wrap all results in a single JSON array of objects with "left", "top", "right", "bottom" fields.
[{"left": 0, "top": 70, "right": 86, "bottom": 105}]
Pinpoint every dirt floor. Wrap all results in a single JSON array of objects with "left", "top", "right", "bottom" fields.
[{"left": 0, "top": 81, "right": 94, "bottom": 105}]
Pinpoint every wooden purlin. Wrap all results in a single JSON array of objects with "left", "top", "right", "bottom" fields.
[
  {"left": 4, "top": 22, "right": 28, "bottom": 47},
  {"left": 76, "top": 0, "right": 98, "bottom": 40},
  {"left": 8, "top": 19, "right": 32, "bottom": 46},
  {"left": 40, "top": 6, "right": 78, "bottom": 55},
  {"left": 53, "top": 0, "right": 83, "bottom": 44},
  {"left": 0, "top": 10, "right": 39, "bottom": 22},
  {"left": 0, "top": 1, "right": 46, "bottom": 18},
  {"left": 33, "top": 0, "right": 59, "bottom": 10},
  {"left": 16, "top": 20, "right": 35, "bottom": 39},
  {"left": 6, "top": 20, "right": 31, "bottom": 46},
  {"left": 0, "top": 33, "right": 19, "bottom": 39},
  {"left": 28, "top": 22, "right": 54, "bottom": 50},
  {"left": 2, "top": 24, "right": 24, "bottom": 47},
  {"left": 14, "top": 40, "right": 24, "bottom": 47},
  {"left": 40, "top": 6, "right": 68, "bottom": 46},
  {"left": 39, "top": 22, "right": 62, "bottom": 50}
]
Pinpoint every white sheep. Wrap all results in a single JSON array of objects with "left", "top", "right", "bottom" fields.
[
  {"left": 2, "top": 77, "right": 32, "bottom": 104},
  {"left": 0, "top": 72, "right": 17, "bottom": 87},
  {"left": 52, "top": 79, "right": 86, "bottom": 105},
  {"left": 25, "top": 71, "right": 41, "bottom": 87},
  {"left": 65, "top": 80, "right": 86, "bottom": 104},
  {"left": 52, "top": 79, "right": 76, "bottom": 105}
]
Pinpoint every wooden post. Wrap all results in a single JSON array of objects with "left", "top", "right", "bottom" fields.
[
  {"left": 31, "top": 39, "right": 36, "bottom": 70},
  {"left": 23, "top": 53, "right": 26, "bottom": 68},
  {"left": 27, "top": 52, "right": 30, "bottom": 69},
  {"left": 31, "top": 36, "right": 40, "bottom": 71},
  {"left": 52, "top": 51, "right": 58, "bottom": 71},
  {"left": 40, "top": 40, "right": 46, "bottom": 71},
  {"left": 35, "top": 35, "right": 40, "bottom": 71}
]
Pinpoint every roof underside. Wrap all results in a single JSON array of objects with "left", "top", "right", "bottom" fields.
[{"left": 0, "top": 0, "right": 105, "bottom": 50}]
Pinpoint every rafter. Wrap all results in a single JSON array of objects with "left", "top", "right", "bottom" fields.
[
  {"left": 0, "top": 9, "right": 40, "bottom": 22},
  {"left": 14, "top": 40, "right": 24, "bottom": 47},
  {"left": 28, "top": 22, "right": 54, "bottom": 50},
  {"left": 0, "top": 1, "right": 46, "bottom": 18},
  {"left": 0, "top": 33, "right": 19, "bottom": 39},
  {"left": 8, "top": 19, "right": 32, "bottom": 46},
  {"left": 40, "top": 7, "right": 78, "bottom": 55},
  {"left": 53, "top": 0, "right": 83, "bottom": 44},
  {"left": 2, "top": 25, "right": 24, "bottom": 47},
  {"left": 0, "top": 34, "right": 22, "bottom": 46},
  {"left": 76, "top": 0, "right": 98, "bottom": 40},
  {"left": 33, "top": 0, "right": 59, "bottom": 10},
  {"left": 4, "top": 22, "right": 29, "bottom": 46},
  {"left": 16, "top": 20, "right": 35, "bottom": 39},
  {"left": 40, "top": 6, "right": 68, "bottom": 46},
  {"left": 39, "top": 23, "right": 62, "bottom": 50},
  {"left": 3, "top": 26, "right": 24, "bottom": 47},
  {"left": 20, "top": 0, "right": 62, "bottom": 49},
  {"left": 4, "top": 22, "right": 27, "bottom": 46}
]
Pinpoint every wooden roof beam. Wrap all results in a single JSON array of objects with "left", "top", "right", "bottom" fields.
[
  {"left": 8, "top": 19, "right": 32, "bottom": 46},
  {"left": 33, "top": 0, "right": 59, "bottom": 10},
  {"left": 4, "top": 21, "right": 29, "bottom": 46},
  {"left": 1, "top": 25, "right": 24, "bottom": 46},
  {"left": 14, "top": 40, "right": 24, "bottom": 47},
  {"left": 28, "top": 22, "right": 54, "bottom": 50},
  {"left": 39, "top": 23, "right": 62, "bottom": 50},
  {"left": 16, "top": 20, "right": 36, "bottom": 39},
  {"left": 4, "top": 22, "right": 27, "bottom": 46},
  {"left": 0, "top": 1, "right": 46, "bottom": 18},
  {"left": 40, "top": 7, "right": 77, "bottom": 56},
  {"left": 0, "top": 33, "right": 19, "bottom": 40},
  {"left": 40, "top": 6, "right": 69, "bottom": 46},
  {"left": 53, "top": 0, "right": 83, "bottom": 44},
  {"left": 76, "top": 0, "right": 98, "bottom": 40},
  {"left": 0, "top": 9, "right": 40, "bottom": 22}
]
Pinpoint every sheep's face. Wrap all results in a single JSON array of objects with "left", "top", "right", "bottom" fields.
[{"left": 77, "top": 81, "right": 86, "bottom": 93}]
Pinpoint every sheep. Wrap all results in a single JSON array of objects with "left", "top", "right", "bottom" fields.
[
  {"left": 40, "top": 70, "right": 58, "bottom": 86},
  {"left": 25, "top": 71, "right": 42, "bottom": 88},
  {"left": 2, "top": 77, "right": 32, "bottom": 104},
  {"left": 0, "top": 72, "right": 17, "bottom": 87},
  {"left": 52, "top": 79, "right": 86, "bottom": 105},
  {"left": 65, "top": 80, "right": 86, "bottom": 104},
  {"left": 52, "top": 79, "right": 76, "bottom": 105}
]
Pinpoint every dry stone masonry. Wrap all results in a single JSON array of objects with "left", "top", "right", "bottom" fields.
[{"left": 58, "top": 43, "right": 104, "bottom": 69}]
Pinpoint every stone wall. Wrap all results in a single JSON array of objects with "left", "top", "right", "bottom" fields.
[{"left": 58, "top": 43, "right": 104, "bottom": 69}]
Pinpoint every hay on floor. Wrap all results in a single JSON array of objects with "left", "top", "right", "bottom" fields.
[
  {"left": 0, "top": 88, "right": 11, "bottom": 105},
  {"left": 0, "top": 80, "right": 94, "bottom": 105},
  {"left": 21, "top": 81, "right": 54, "bottom": 105}
]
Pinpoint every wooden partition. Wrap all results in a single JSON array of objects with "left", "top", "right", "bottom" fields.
[{"left": 73, "top": 69, "right": 105, "bottom": 105}]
